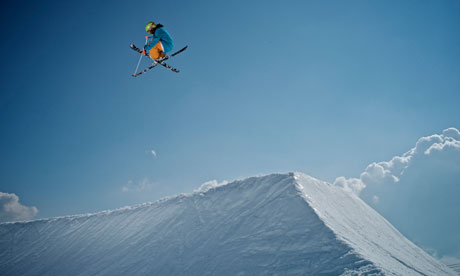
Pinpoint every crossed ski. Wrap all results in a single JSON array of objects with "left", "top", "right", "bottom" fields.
[{"left": 130, "top": 44, "right": 187, "bottom": 77}]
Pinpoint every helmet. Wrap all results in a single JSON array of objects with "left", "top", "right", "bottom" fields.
[{"left": 145, "top": 21, "right": 156, "bottom": 33}]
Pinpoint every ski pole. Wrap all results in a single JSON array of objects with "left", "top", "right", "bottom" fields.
[{"left": 133, "top": 36, "right": 149, "bottom": 76}]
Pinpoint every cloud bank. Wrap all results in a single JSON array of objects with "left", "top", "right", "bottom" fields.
[
  {"left": 0, "top": 192, "right": 38, "bottom": 223},
  {"left": 335, "top": 127, "right": 460, "bottom": 194},
  {"left": 334, "top": 127, "right": 460, "bottom": 260}
]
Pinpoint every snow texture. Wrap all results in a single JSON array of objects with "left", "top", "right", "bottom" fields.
[{"left": 0, "top": 172, "right": 455, "bottom": 275}]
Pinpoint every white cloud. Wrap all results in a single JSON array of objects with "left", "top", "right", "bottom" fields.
[
  {"left": 144, "top": 149, "right": 157, "bottom": 157},
  {"left": 334, "top": 127, "right": 460, "bottom": 260},
  {"left": 443, "top": 127, "right": 460, "bottom": 140},
  {"left": 334, "top": 128, "right": 460, "bottom": 195},
  {"left": 194, "top": 180, "right": 229, "bottom": 193},
  {"left": 0, "top": 192, "right": 38, "bottom": 223},
  {"left": 333, "top": 176, "right": 364, "bottom": 194},
  {"left": 122, "top": 178, "right": 155, "bottom": 193}
]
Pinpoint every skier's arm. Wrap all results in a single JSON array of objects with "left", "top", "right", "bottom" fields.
[{"left": 145, "top": 36, "right": 160, "bottom": 51}]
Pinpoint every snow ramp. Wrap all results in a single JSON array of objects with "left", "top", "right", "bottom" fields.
[{"left": 0, "top": 172, "right": 455, "bottom": 275}]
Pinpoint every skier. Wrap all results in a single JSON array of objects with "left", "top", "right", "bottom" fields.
[
  {"left": 142, "top": 21, "right": 174, "bottom": 60},
  {"left": 130, "top": 22, "right": 187, "bottom": 76}
]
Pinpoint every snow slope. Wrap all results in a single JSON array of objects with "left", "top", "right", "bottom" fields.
[{"left": 0, "top": 172, "right": 455, "bottom": 275}]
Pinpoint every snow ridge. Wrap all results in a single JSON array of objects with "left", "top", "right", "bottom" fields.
[
  {"left": 293, "top": 173, "right": 455, "bottom": 275},
  {"left": 0, "top": 172, "right": 455, "bottom": 275}
]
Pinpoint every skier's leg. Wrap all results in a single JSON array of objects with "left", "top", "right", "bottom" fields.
[{"left": 149, "top": 41, "right": 166, "bottom": 60}]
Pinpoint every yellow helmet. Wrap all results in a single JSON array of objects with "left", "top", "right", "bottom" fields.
[{"left": 145, "top": 21, "right": 156, "bottom": 33}]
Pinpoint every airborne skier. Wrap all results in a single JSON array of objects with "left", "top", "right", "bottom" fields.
[
  {"left": 130, "top": 21, "right": 187, "bottom": 76},
  {"left": 143, "top": 21, "right": 174, "bottom": 60}
]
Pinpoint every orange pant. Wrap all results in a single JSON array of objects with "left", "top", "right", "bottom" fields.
[{"left": 148, "top": 41, "right": 165, "bottom": 60}]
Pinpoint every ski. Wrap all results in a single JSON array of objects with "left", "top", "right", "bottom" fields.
[
  {"left": 157, "top": 62, "right": 179, "bottom": 73},
  {"left": 132, "top": 52, "right": 170, "bottom": 77},
  {"left": 132, "top": 62, "right": 159, "bottom": 77},
  {"left": 169, "top": 45, "right": 188, "bottom": 57},
  {"left": 130, "top": 44, "right": 187, "bottom": 76},
  {"left": 132, "top": 56, "right": 176, "bottom": 76}
]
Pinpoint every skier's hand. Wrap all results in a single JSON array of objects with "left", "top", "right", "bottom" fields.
[{"left": 142, "top": 49, "right": 146, "bottom": 55}]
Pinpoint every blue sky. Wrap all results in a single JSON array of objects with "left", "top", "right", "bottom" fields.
[{"left": 1, "top": 0, "right": 459, "bottom": 221}]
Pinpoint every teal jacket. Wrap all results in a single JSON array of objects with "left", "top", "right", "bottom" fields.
[{"left": 145, "top": 24, "right": 174, "bottom": 53}]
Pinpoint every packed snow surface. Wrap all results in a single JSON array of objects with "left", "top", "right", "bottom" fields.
[{"left": 0, "top": 172, "right": 455, "bottom": 275}]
